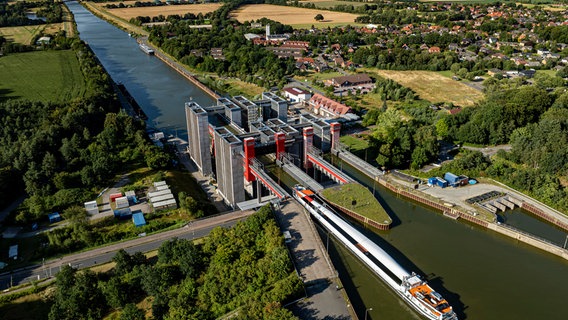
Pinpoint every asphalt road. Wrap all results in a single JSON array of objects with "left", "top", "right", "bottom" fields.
[{"left": 0, "top": 210, "right": 251, "bottom": 290}]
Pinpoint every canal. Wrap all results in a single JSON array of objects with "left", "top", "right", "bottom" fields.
[
  {"left": 272, "top": 163, "right": 568, "bottom": 320},
  {"left": 66, "top": 2, "right": 568, "bottom": 319},
  {"left": 66, "top": 1, "right": 215, "bottom": 141}
]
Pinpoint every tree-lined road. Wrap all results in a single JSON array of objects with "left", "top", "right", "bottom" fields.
[{"left": 0, "top": 210, "right": 252, "bottom": 290}]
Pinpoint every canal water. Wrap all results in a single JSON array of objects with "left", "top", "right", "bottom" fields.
[
  {"left": 272, "top": 163, "right": 568, "bottom": 320},
  {"left": 66, "top": 1, "right": 215, "bottom": 141},
  {"left": 65, "top": 2, "right": 568, "bottom": 319}
]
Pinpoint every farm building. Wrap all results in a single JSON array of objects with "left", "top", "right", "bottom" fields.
[
  {"left": 84, "top": 200, "right": 99, "bottom": 215},
  {"left": 48, "top": 212, "right": 61, "bottom": 223},
  {"left": 132, "top": 212, "right": 146, "bottom": 227}
]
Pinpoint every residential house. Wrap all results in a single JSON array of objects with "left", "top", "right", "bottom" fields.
[
  {"left": 325, "top": 74, "right": 373, "bottom": 89},
  {"left": 308, "top": 93, "right": 352, "bottom": 118},
  {"left": 428, "top": 46, "right": 441, "bottom": 54},
  {"left": 283, "top": 87, "right": 312, "bottom": 102}
]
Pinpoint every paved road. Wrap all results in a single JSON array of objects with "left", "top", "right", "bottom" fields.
[{"left": 0, "top": 210, "right": 252, "bottom": 290}]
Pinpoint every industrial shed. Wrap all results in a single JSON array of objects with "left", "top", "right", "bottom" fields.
[
  {"left": 115, "top": 196, "right": 129, "bottom": 209},
  {"left": 48, "top": 212, "right": 61, "bottom": 223},
  {"left": 114, "top": 208, "right": 132, "bottom": 220},
  {"left": 84, "top": 200, "right": 99, "bottom": 215},
  {"left": 147, "top": 181, "right": 177, "bottom": 212},
  {"left": 132, "top": 212, "right": 146, "bottom": 227}
]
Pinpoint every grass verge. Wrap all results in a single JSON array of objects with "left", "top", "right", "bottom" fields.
[{"left": 320, "top": 183, "right": 391, "bottom": 224}]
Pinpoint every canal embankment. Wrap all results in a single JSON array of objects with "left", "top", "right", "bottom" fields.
[
  {"left": 136, "top": 37, "right": 220, "bottom": 100},
  {"left": 335, "top": 152, "right": 568, "bottom": 260},
  {"left": 80, "top": 2, "right": 221, "bottom": 101}
]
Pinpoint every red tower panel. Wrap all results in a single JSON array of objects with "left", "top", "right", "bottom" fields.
[
  {"left": 303, "top": 127, "right": 314, "bottom": 169},
  {"left": 243, "top": 137, "right": 256, "bottom": 182},
  {"left": 275, "top": 132, "right": 286, "bottom": 161},
  {"left": 330, "top": 122, "right": 341, "bottom": 151}
]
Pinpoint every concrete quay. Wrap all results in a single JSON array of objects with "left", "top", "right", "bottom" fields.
[
  {"left": 275, "top": 200, "right": 354, "bottom": 320},
  {"left": 335, "top": 150, "right": 568, "bottom": 260}
]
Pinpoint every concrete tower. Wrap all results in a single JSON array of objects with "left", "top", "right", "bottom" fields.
[
  {"left": 303, "top": 127, "right": 313, "bottom": 169},
  {"left": 330, "top": 122, "right": 341, "bottom": 151},
  {"left": 214, "top": 127, "right": 245, "bottom": 208},
  {"left": 185, "top": 102, "right": 212, "bottom": 176}
]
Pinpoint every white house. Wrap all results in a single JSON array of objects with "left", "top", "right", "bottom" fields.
[{"left": 282, "top": 87, "right": 312, "bottom": 102}]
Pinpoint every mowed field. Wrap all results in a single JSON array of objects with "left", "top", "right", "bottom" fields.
[
  {"left": 105, "top": 3, "right": 222, "bottom": 20},
  {"left": 0, "top": 50, "right": 86, "bottom": 102},
  {"left": 0, "top": 23, "right": 65, "bottom": 45},
  {"left": 230, "top": 4, "right": 361, "bottom": 28},
  {"left": 363, "top": 69, "right": 484, "bottom": 106}
]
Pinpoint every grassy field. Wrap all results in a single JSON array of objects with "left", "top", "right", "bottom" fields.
[
  {"left": 0, "top": 25, "right": 47, "bottom": 45},
  {"left": 361, "top": 68, "right": 484, "bottom": 106},
  {"left": 105, "top": 3, "right": 222, "bottom": 20},
  {"left": 320, "top": 183, "right": 391, "bottom": 224},
  {"left": 230, "top": 4, "right": 361, "bottom": 28},
  {"left": 0, "top": 289, "right": 52, "bottom": 320},
  {"left": 222, "top": 78, "right": 265, "bottom": 99},
  {"left": 0, "top": 50, "right": 86, "bottom": 102},
  {"left": 340, "top": 135, "right": 369, "bottom": 153}
]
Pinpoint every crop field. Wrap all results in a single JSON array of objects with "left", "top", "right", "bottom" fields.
[
  {"left": 362, "top": 68, "right": 484, "bottom": 106},
  {"left": 301, "top": 0, "right": 368, "bottom": 9},
  {"left": 104, "top": 3, "right": 223, "bottom": 20},
  {"left": 230, "top": 4, "right": 362, "bottom": 28},
  {"left": 0, "top": 50, "right": 86, "bottom": 102}
]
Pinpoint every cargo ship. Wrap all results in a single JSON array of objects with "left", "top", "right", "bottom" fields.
[
  {"left": 293, "top": 185, "right": 458, "bottom": 320},
  {"left": 139, "top": 43, "right": 154, "bottom": 55}
]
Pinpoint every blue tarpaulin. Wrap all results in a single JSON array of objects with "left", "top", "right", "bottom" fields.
[
  {"left": 132, "top": 212, "right": 146, "bottom": 227},
  {"left": 48, "top": 212, "right": 61, "bottom": 223}
]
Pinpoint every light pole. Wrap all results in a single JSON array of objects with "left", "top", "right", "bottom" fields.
[{"left": 365, "top": 307, "right": 373, "bottom": 320}]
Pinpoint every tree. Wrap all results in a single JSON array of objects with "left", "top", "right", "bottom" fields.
[
  {"left": 314, "top": 13, "right": 324, "bottom": 21},
  {"left": 120, "top": 304, "right": 145, "bottom": 320}
]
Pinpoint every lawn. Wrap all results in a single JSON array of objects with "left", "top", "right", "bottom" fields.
[
  {"left": 0, "top": 50, "right": 86, "bottom": 102},
  {"left": 230, "top": 4, "right": 361, "bottom": 28},
  {"left": 361, "top": 68, "right": 484, "bottom": 106},
  {"left": 340, "top": 135, "right": 369, "bottom": 153},
  {"left": 320, "top": 183, "right": 391, "bottom": 224}
]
